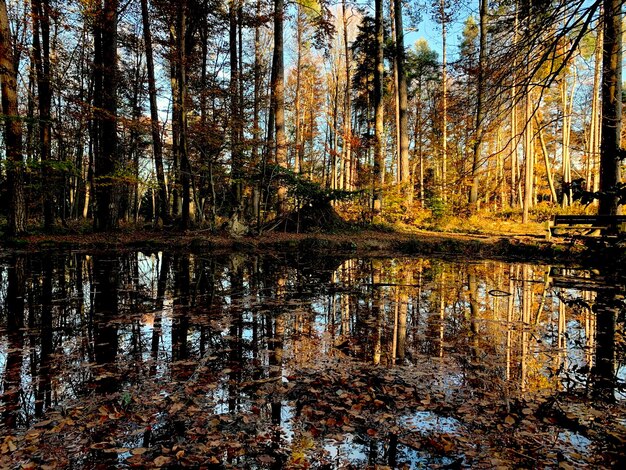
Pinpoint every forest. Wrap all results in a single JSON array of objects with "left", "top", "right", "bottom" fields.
[{"left": 0, "top": 0, "right": 623, "bottom": 236}]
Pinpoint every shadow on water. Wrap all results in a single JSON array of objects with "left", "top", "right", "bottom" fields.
[{"left": 0, "top": 252, "right": 625, "bottom": 467}]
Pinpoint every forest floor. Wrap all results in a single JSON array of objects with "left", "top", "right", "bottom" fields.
[{"left": 1, "top": 223, "right": 597, "bottom": 265}]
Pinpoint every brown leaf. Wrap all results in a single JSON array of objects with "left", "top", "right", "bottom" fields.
[{"left": 153, "top": 456, "right": 172, "bottom": 467}]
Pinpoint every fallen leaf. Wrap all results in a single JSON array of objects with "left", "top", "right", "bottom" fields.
[{"left": 153, "top": 456, "right": 172, "bottom": 467}]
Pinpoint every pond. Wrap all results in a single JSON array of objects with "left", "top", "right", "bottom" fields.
[{"left": 0, "top": 251, "right": 625, "bottom": 468}]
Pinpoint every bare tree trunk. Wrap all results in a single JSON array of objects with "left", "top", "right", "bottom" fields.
[
  {"left": 271, "top": 0, "right": 287, "bottom": 214},
  {"left": 32, "top": 0, "right": 54, "bottom": 228},
  {"left": 510, "top": 2, "right": 519, "bottom": 208},
  {"left": 176, "top": 1, "right": 191, "bottom": 228},
  {"left": 394, "top": 0, "right": 410, "bottom": 203},
  {"left": 373, "top": 0, "right": 384, "bottom": 218},
  {"left": 0, "top": 0, "right": 26, "bottom": 235},
  {"left": 94, "top": 0, "right": 119, "bottom": 231},
  {"left": 522, "top": 85, "right": 534, "bottom": 224},
  {"left": 586, "top": 19, "right": 602, "bottom": 201},
  {"left": 469, "top": 0, "right": 487, "bottom": 209},
  {"left": 440, "top": 0, "right": 448, "bottom": 202},
  {"left": 141, "top": 0, "right": 169, "bottom": 224},
  {"left": 229, "top": 0, "right": 243, "bottom": 207},
  {"left": 294, "top": 5, "right": 303, "bottom": 175},
  {"left": 535, "top": 114, "right": 558, "bottom": 203},
  {"left": 599, "top": 0, "right": 622, "bottom": 216},
  {"left": 561, "top": 69, "right": 576, "bottom": 207},
  {"left": 342, "top": 0, "right": 352, "bottom": 190}
]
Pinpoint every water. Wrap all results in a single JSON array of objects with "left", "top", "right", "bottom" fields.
[{"left": 0, "top": 251, "right": 624, "bottom": 468}]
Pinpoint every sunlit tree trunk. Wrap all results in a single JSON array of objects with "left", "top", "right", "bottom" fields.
[
  {"left": 561, "top": 69, "right": 576, "bottom": 207},
  {"left": 373, "top": 0, "right": 384, "bottom": 218},
  {"left": 393, "top": 0, "right": 410, "bottom": 203},
  {"left": 440, "top": 0, "right": 448, "bottom": 202},
  {"left": 271, "top": 0, "right": 287, "bottom": 214},
  {"left": 342, "top": 0, "right": 352, "bottom": 190},
  {"left": 294, "top": 5, "right": 303, "bottom": 175},
  {"left": 586, "top": 21, "right": 602, "bottom": 199},
  {"left": 509, "top": 2, "right": 519, "bottom": 208},
  {"left": 535, "top": 114, "right": 558, "bottom": 203},
  {"left": 522, "top": 85, "right": 534, "bottom": 224},
  {"left": 469, "top": 0, "right": 487, "bottom": 209}
]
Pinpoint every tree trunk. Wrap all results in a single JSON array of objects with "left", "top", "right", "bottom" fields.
[
  {"left": 599, "top": 0, "right": 622, "bottom": 216},
  {"left": 176, "top": 1, "right": 191, "bottom": 228},
  {"left": 469, "top": 0, "right": 487, "bottom": 209},
  {"left": 272, "top": 0, "right": 287, "bottom": 214},
  {"left": 94, "top": 0, "right": 119, "bottom": 231},
  {"left": 141, "top": 0, "right": 169, "bottom": 224},
  {"left": 510, "top": 3, "right": 519, "bottom": 208},
  {"left": 0, "top": 0, "right": 26, "bottom": 235},
  {"left": 561, "top": 69, "right": 576, "bottom": 207},
  {"left": 373, "top": 0, "right": 384, "bottom": 218},
  {"left": 342, "top": 0, "right": 352, "bottom": 190},
  {"left": 230, "top": 0, "right": 243, "bottom": 207},
  {"left": 440, "top": 0, "right": 448, "bottom": 202},
  {"left": 294, "top": 5, "right": 303, "bottom": 175},
  {"left": 535, "top": 114, "right": 558, "bottom": 203},
  {"left": 522, "top": 86, "right": 534, "bottom": 224},
  {"left": 586, "top": 19, "right": 602, "bottom": 201},
  {"left": 32, "top": 0, "right": 54, "bottom": 228},
  {"left": 394, "top": 0, "right": 410, "bottom": 203}
]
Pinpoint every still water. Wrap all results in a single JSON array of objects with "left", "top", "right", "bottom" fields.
[{"left": 0, "top": 251, "right": 624, "bottom": 468}]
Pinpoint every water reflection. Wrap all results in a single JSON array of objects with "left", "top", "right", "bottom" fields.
[{"left": 0, "top": 252, "right": 624, "bottom": 467}]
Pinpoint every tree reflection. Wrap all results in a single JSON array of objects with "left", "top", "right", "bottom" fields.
[
  {"left": 91, "top": 256, "right": 120, "bottom": 393},
  {"left": 592, "top": 288, "right": 620, "bottom": 402},
  {"left": 2, "top": 256, "right": 25, "bottom": 429}
]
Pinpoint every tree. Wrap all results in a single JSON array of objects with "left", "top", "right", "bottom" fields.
[
  {"left": 0, "top": 0, "right": 26, "bottom": 235},
  {"left": 229, "top": 0, "right": 243, "bottom": 208},
  {"left": 93, "top": 0, "right": 120, "bottom": 231},
  {"left": 140, "top": 0, "right": 169, "bottom": 224},
  {"left": 407, "top": 39, "right": 439, "bottom": 208},
  {"left": 599, "top": 0, "right": 622, "bottom": 215},
  {"left": 393, "top": 0, "right": 410, "bottom": 203},
  {"left": 373, "top": 0, "right": 384, "bottom": 218},
  {"left": 31, "top": 0, "right": 53, "bottom": 228},
  {"left": 271, "top": 0, "right": 287, "bottom": 214},
  {"left": 469, "top": 0, "right": 487, "bottom": 209}
]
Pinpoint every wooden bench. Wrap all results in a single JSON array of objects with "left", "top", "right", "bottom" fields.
[{"left": 547, "top": 215, "right": 626, "bottom": 240}]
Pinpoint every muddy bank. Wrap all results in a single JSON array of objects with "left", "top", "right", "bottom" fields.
[{"left": 1, "top": 228, "right": 608, "bottom": 265}]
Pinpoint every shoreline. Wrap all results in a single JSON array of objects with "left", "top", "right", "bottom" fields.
[{"left": 0, "top": 228, "right": 597, "bottom": 265}]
